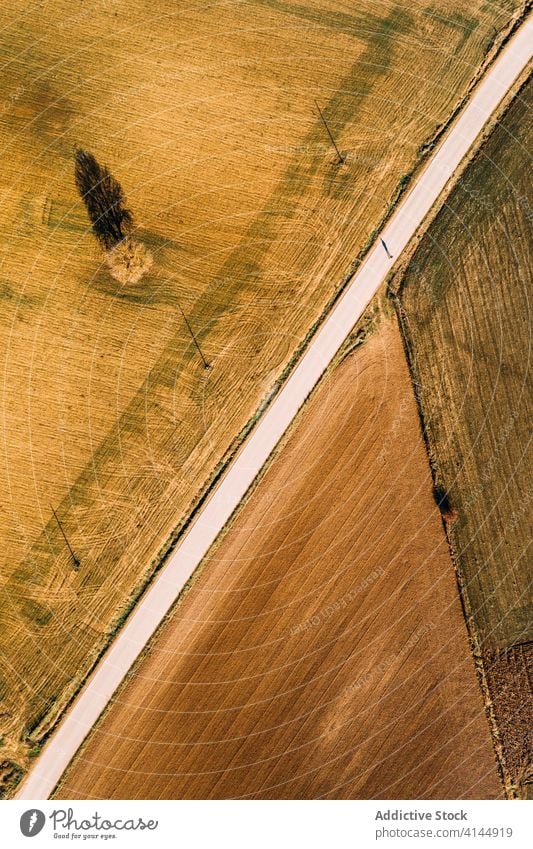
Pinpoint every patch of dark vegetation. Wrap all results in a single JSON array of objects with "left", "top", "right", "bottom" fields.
[
  {"left": 75, "top": 149, "right": 153, "bottom": 285},
  {"left": 75, "top": 149, "right": 133, "bottom": 250},
  {"left": 23, "top": 695, "right": 57, "bottom": 741},
  {"left": 0, "top": 279, "right": 36, "bottom": 308},
  {"left": 0, "top": 672, "right": 9, "bottom": 701},
  {"left": 5, "top": 3, "right": 524, "bottom": 779},
  {"left": 0, "top": 760, "right": 24, "bottom": 798}
]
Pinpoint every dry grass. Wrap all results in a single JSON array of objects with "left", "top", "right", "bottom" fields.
[
  {"left": 397, "top": 77, "right": 532, "bottom": 793},
  {"left": 0, "top": 0, "right": 520, "bottom": 784},
  {"left": 105, "top": 238, "right": 153, "bottom": 285},
  {"left": 56, "top": 318, "right": 500, "bottom": 800}
]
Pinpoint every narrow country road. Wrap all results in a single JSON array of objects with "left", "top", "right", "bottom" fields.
[{"left": 17, "top": 13, "right": 533, "bottom": 800}]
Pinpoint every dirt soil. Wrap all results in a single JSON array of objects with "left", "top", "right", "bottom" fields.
[{"left": 56, "top": 317, "right": 501, "bottom": 799}]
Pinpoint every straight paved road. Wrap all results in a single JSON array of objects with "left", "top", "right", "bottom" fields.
[{"left": 17, "top": 13, "right": 533, "bottom": 800}]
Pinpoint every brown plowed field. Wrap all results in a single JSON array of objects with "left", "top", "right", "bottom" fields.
[{"left": 57, "top": 317, "right": 500, "bottom": 799}]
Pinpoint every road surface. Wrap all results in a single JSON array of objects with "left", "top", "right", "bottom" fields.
[{"left": 17, "top": 13, "right": 533, "bottom": 799}]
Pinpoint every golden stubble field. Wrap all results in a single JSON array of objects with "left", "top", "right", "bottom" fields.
[
  {"left": 397, "top": 78, "right": 532, "bottom": 795},
  {"left": 57, "top": 316, "right": 500, "bottom": 800},
  {"left": 0, "top": 0, "right": 521, "bottom": 786}
]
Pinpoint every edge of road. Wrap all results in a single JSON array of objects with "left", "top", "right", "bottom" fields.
[{"left": 16, "top": 10, "right": 533, "bottom": 801}]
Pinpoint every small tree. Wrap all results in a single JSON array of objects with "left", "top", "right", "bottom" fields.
[
  {"left": 74, "top": 149, "right": 152, "bottom": 285},
  {"left": 433, "top": 484, "right": 457, "bottom": 523}
]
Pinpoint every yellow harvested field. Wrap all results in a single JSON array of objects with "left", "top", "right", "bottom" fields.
[
  {"left": 0, "top": 0, "right": 520, "bottom": 787},
  {"left": 57, "top": 318, "right": 500, "bottom": 800}
]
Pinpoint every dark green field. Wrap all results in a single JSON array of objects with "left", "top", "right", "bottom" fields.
[{"left": 397, "top": 77, "right": 532, "bottom": 797}]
